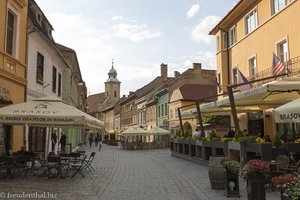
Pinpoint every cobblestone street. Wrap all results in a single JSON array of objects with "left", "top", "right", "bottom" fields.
[{"left": 0, "top": 145, "right": 280, "bottom": 200}]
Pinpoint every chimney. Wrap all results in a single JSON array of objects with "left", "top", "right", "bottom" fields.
[
  {"left": 160, "top": 63, "right": 168, "bottom": 78},
  {"left": 174, "top": 71, "right": 180, "bottom": 78},
  {"left": 193, "top": 63, "right": 202, "bottom": 71}
]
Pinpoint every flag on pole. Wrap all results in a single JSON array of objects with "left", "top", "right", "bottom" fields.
[
  {"left": 237, "top": 69, "right": 252, "bottom": 92},
  {"left": 272, "top": 53, "right": 286, "bottom": 76}
]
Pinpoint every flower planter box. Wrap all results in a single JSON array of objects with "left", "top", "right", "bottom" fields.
[
  {"left": 228, "top": 141, "right": 241, "bottom": 151},
  {"left": 283, "top": 143, "right": 300, "bottom": 153},
  {"left": 224, "top": 168, "right": 240, "bottom": 197},
  {"left": 244, "top": 143, "right": 273, "bottom": 161},
  {"left": 212, "top": 141, "right": 228, "bottom": 156},
  {"left": 247, "top": 173, "right": 266, "bottom": 200},
  {"left": 196, "top": 140, "right": 204, "bottom": 146},
  {"left": 272, "top": 147, "right": 287, "bottom": 159},
  {"left": 189, "top": 140, "right": 196, "bottom": 145},
  {"left": 203, "top": 141, "right": 213, "bottom": 160}
]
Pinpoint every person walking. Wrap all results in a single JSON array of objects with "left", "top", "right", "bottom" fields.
[
  {"left": 94, "top": 136, "right": 98, "bottom": 147},
  {"left": 98, "top": 140, "right": 102, "bottom": 151},
  {"left": 59, "top": 133, "right": 67, "bottom": 153},
  {"left": 89, "top": 135, "right": 93, "bottom": 148},
  {"left": 51, "top": 129, "right": 57, "bottom": 153}
]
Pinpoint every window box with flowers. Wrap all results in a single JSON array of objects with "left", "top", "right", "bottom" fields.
[
  {"left": 272, "top": 175, "right": 300, "bottom": 200},
  {"left": 240, "top": 159, "right": 270, "bottom": 200}
]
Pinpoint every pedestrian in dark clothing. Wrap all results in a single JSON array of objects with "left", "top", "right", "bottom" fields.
[
  {"left": 89, "top": 135, "right": 93, "bottom": 148},
  {"left": 95, "top": 136, "right": 98, "bottom": 147},
  {"left": 51, "top": 129, "right": 58, "bottom": 153},
  {"left": 59, "top": 134, "right": 67, "bottom": 153}
]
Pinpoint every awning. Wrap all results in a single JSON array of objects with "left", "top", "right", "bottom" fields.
[
  {"left": 148, "top": 126, "right": 170, "bottom": 135},
  {"left": 185, "top": 77, "right": 300, "bottom": 116},
  {"left": 119, "top": 126, "right": 149, "bottom": 136},
  {"left": 274, "top": 98, "right": 300, "bottom": 123},
  {"left": 0, "top": 96, "right": 104, "bottom": 129}
]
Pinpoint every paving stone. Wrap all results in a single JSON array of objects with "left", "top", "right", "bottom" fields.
[{"left": 0, "top": 145, "right": 280, "bottom": 199}]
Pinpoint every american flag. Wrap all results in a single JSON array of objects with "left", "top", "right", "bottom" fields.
[
  {"left": 238, "top": 69, "right": 252, "bottom": 92},
  {"left": 272, "top": 53, "right": 286, "bottom": 76}
]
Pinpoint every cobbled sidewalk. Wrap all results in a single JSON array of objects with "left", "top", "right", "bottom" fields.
[{"left": 0, "top": 144, "right": 280, "bottom": 200}]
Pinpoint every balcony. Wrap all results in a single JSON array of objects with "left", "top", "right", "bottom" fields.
[{"left": 247, "top": 56, "right": 300, "bottom": 88}]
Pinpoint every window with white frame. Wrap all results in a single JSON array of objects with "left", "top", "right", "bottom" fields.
[
  {"left": 249, "top": 56, "right": 257, "bottom": 78},
  {"left": 52, "top": 66, "right": 57, "bottom": 93},
  {"left": 229, "top": 26, "right": 236, "bottom": 46},
  {"left": 6, "top": 9, "right": 18, "bottom": 56},
  {"left": 216, "top": 36, "right": 220, "bottom": 52},
  {"left": 58, "top": 73, "right": 62, "bottom": 97},
  {"left": 277, "top": 39, "right": 289, "bottom": 62},
  {"left": 233, "top": 68, "right": 238, "bottom": 85},
  {"left": 245, "top": 9, "right": 258, "bottom": 34},
  {"left": 272, "top": 0, "right": 291, "bottom": 14},
  {"left": 36, "top": 52, "right": 44, "bottom": 84},
  {"left": 223, "top": 32, "right": 227, "bottom": 49}
]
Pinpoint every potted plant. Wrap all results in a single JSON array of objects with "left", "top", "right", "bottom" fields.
[
  {"left": 223, "top": 159, "right": 241, "bottom": 197},
  {"left": 240, "top": 159, "right": 270, "bottom": 200},
  {"left": 272, "top": 175, "right": 300, "bottom": 200}
]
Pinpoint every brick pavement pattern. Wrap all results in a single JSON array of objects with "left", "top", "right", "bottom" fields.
[{"left": 0, "top": 144, "right": 280, "bottom": 200}]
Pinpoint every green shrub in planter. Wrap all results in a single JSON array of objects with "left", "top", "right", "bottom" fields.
[
  {"left": 234, "top": 130, "right": 244, "bottom": 139},
  {"left": 273, "top": 133, "right": 282, "bottom": 147},
  {"left": 223, "top": 160, "right": 241, "bottom": 175}
]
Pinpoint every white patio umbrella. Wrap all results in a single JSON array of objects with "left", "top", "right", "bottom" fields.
[
  {"left": 0, "top": 96, "right": 104, "bottom": 129},
  {"left": 119, "top": 126, "right": 149, "bottom": 136},
  {"left": 148, "top": 126, "right": 170, "bottom": 135},
  {"left": 274, "top": 98, "right": 300, "bottom": 123}
]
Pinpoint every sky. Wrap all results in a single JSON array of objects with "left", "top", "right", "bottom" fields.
[{"left": 35, "top": 0, "right": 238, "bottom": 96}]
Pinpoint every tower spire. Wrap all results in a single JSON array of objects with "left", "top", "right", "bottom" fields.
[{"left": 112, "top": 59, "right": 114, "bottom": 68}]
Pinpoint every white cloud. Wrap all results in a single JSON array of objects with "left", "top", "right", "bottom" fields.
[
  {"left": 191, "top": 15, "right": 221, "bottom": 44},
  {"left": 112, "top": 16, "right": 123, "bottom": 20},
  {"left": 113, "top": 23, "right": 162, "bottom": 42},
  {"left": 46, "top": 12, "right": 117, "bottom": 94},
  {"left": 187, "top": 4, "right": 200, "bottom": 19}
]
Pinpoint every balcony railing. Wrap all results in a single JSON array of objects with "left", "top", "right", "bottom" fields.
[{"left": 247, "top": 56, "right": 300, "bottom": 89}]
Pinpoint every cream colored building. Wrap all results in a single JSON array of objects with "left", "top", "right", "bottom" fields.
[
  {"left": 168, "top": 63, "right": 217, "bottom": 136},
  {"left": 209, "top": 0, "right": 300, "bottom": 137}
]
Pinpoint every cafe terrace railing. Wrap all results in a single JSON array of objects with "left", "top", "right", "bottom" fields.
[{"left": 170, "top": 139, "right": 300, "bottom": 165}]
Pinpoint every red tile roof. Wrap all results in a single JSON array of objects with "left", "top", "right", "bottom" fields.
[
  {"left": 86, "top": 92, "right": 106, "bottom": 113},
  {"left": 179, "top": 84, "right": 217, "bottom": 102}
]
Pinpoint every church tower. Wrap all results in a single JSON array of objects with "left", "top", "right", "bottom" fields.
[{"left": 104, "top": 61, "right": 121, "bottom": 103}]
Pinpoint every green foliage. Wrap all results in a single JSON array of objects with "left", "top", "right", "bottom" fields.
[
  {"left": 234, "top": 130, "right": 244, "bottom": 139},
  {"left": 208, "top": 130, "right": 220, "bottom": 141},
  {"left": 223, "top": 160, "right": 241, "bottom": 175},
  {"left": 273, "top": 133, "right": 282, "bottom": 147},
  {"left": 234, "top": 136, "right": 257, "bottom": 143},
  {"left": 0, "top": 97, "right": 13, "bottom": 105},
  {"left": 201, "top": 115, "right": 230, "bottom": 126}
]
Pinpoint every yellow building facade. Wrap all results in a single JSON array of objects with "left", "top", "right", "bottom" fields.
[
  {"left": 210, "top": 0, "right": 300, "bottom": 137},
  {"left": 0, "top": 0, "right": 28, "bottom": 154}
]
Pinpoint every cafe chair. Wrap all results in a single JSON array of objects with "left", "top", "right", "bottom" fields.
[
  {"left": 70, "top": 155, "right": 87, "bottom": 178},
  {"left": 83, "top": 152, "right": 96, "bottom": 172}
]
